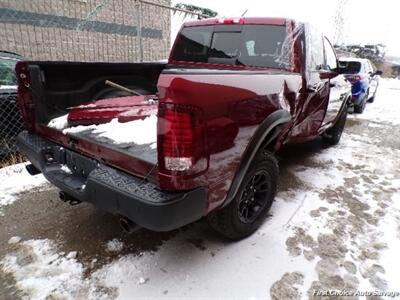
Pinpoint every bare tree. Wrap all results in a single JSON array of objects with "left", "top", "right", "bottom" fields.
[
  {"left": 332, "top": 0, "right": 348, "bottom": 45},
  {"left": 174, "top": 3, "right": 218, "bottom": 18}
]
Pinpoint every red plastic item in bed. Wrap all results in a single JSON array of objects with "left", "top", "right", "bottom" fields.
[{"left": 67, "top": 95, "right": 158, "bottom": 126}]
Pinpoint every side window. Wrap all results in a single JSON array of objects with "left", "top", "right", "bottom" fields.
[{"left": 323, "top": 37, "right": 337, "bottom": 70}]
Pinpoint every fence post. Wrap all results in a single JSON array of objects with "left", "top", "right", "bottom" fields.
[{"left": 136, "top": 0, "right": 144, "bottom": 62}]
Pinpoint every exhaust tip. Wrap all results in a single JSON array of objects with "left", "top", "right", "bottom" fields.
[
  {"left": 119, "top": 217, "right": 139, "bottom": 233},
  {"left": 25, "top": 164, "right": 41, "bottom": 176},
  {"left": 59, "top": 191, "right": 68, "bottom": 202},
  {"left": 59, "top": 191, "right": 81, "bottom": 206}
]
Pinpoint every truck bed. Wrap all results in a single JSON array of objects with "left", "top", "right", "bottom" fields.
[
  {"left": 23, "top": 61, "right": 165, "bottom": 177},
  {"left": 48, "top": 112, "right": 158, "bottom": 164}
]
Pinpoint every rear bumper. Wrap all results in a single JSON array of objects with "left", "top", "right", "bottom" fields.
[{"left": 16, "top": 131, "right": 207, "bottom": 231}]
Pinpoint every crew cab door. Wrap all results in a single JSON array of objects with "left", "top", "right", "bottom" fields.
[
  {"left": 290, "top": 25, "right": 330, "bottom": 140},
  {"left": 322, "top": 37, "right": 348, "bottom": 126}
]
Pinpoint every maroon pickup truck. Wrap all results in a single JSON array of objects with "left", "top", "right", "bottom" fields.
[{"left": 16, "top": 17, "right": 351, "bottom": 239}]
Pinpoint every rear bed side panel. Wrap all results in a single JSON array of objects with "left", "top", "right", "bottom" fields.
[{"left": 157, "top": 70, "right": 302, "bottom": 211}]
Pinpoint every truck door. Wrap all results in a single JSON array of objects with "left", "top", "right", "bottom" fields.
[
  {"left": 322, "top": 37, "right": 347, "bottom": 126},
  {"left": 290, "top": 25, "right": 330, "bottom": 140}
]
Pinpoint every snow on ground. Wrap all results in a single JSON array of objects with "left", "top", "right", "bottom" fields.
[
  {"left": 354, "top": 78, "right": 400, "bottom": 126},
  {"left": 105, "top": 239, "right": 124, "bottom": 253},
  {"left": 0, "top": 163, "right": 48, "bottom": 211},
  {"left": 1, "top": 79, "right": 400, "bottom": 299},
  {"left": 1, "top": 239, "right": 107, "bottom": 300},
  {"left": 0, "top": 85, "right": 17, "bottom": 90}
]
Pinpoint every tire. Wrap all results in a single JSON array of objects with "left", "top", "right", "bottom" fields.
[
  {"left": 368, "top": 85, "right": 378, "bottom": 103},
  {"left": 354, "top": 96, "right": 366, "bottom": 114},
  {"left": 208, "top": 150, "right": 278, "bottom": 240},
  {"left": 323, "top": 103, "right": 348, "bottom": 145}
]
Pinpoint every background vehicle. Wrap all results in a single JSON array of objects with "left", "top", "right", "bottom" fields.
[
  {"left": 0, "top": 51, "right": 24, "bottom": 156},
  {"left": 339, "top": 57, "right": 382, "bottom": 113},
  {"left": 16, "top": 17, "right": 351, "bottom": 240}
]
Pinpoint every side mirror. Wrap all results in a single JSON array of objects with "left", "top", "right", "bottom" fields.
[
  {"left": 375, "top": 70, "right": 383, "bottom": 76},
  {"left": 319, "top": 70, "right": 339, "bottom": 80}
]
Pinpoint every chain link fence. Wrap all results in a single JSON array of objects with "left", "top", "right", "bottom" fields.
[
  {"left": 0, "top": 90, "right": 24, "bottom": 157},
  {"left": 0, "top": 0, "right": 202, "bottom": 161},
  {"left": 0, "top": 0, "right": 173, "bottom": 62}
]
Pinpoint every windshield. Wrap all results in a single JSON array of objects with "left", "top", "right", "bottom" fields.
[
  {"left": 171, "top": 24, "right": 289, "bottom": 69},
  {"left": 0, "top": 57, "right": 18, "bottom": 86},
  {"left": 339, "top": 61, "right": 361, "bottom": 74}
]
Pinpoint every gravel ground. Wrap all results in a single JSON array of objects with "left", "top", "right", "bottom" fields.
[{"left": 0, "top": 79, "right": 399, "bottom": 300}]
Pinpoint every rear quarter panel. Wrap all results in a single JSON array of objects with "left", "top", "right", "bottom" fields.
[{"left": 157, "top": 70, "right": 302, "bottom": 211}]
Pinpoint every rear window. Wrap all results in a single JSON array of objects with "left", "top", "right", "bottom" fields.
[
  {"left": 339, "top": 61, "right": 361, "bottom": 74},
  {"left": 171, "top": 24, "right": 289, "bottom": 69}
]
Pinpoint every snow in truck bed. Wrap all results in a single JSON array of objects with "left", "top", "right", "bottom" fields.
[{"left": 47, "top": 114, "right": 158, "bottom": 164}]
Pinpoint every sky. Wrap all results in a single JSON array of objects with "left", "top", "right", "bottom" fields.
[{"left": 171, "top": 0, "right": 400, "bottom": 57}]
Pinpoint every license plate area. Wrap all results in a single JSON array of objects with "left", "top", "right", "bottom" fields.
[{"left": 65, "top": 150, "right": 97, "bottom": 178}]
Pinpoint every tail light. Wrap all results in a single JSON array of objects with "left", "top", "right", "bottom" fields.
[
  {"left": 157, "top": 103, "right": 208, "bottom": 174},
  {"left": 15, "top": 61, "right": 35, "bottom": 131},
  {"left": 346, "top": 74, "right": 363, "bottom": 83}
]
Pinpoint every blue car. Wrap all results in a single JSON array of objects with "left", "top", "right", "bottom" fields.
[{"left": 339, "top": 58, "right": 382, "bottom": 113}]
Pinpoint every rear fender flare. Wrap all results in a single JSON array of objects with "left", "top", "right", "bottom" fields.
[{"left": 222, "top": 109, "right": 291, "bottom": 208}]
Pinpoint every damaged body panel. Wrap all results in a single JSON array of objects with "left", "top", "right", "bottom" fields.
[{"left": 16, "top": 17, "right": 351, "bottom": 237}]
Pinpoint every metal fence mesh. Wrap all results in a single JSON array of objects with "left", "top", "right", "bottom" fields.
[
  {"left": 0, "top": 0, "right": 173, "bottom": 62},
  {"left": 0, "top": 91, "right": 24, "bottom": 156}
]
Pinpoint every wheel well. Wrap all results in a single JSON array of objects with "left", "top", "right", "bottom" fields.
[
  {"left": 260, "top": 123, "right": 286, "bottom": 153},
  {"left": 222, "top": 110, "right": 291, "bottom": 208}
]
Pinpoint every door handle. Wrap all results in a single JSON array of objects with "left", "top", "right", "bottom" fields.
[
  {"left": 307, "top": 86, "right": 317, "bottom": 92},
  {"left": 307, "top": 82, "right": 325, "bottom": 93}
]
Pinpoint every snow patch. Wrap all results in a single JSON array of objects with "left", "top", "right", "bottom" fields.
[
  {"left": 0, "top": 163, "right": 48, "bottom": 210},
  {"left": 90, "top": 115, "right": 157, "bottom": 145},
  {"left": 47, "top": 114, "right": 69, "bottom": 130},
  {"left": 0, "top": 85, "right": 17, "bottom": 90},
  {"left": 1, "top": 239, "right": 104, "bottom": 300},
  {"left": 105, "top": 239, "right": 124, "bottom": 253},
  {"left": 8, "top": 236, "right": 22, "bottom": 244},
  {"left": 51, "top": 114, "right": 158, "bottom": 146}
]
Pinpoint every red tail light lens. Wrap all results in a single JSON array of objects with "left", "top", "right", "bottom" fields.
[
  {"left": 157, "top": 103, "right": 208, "bottom": 174},
  {"left": 347, "top": 75, "right": 363, "bottom": 82},
  {"left": 15, "top": 61, "right": 35, "bottom": 131}
]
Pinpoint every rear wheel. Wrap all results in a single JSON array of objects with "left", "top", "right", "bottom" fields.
[
  {"left": 208, "top": 150, "right": 278, "bottom": 240},
  {"left": 323, "top": 103, "right": 348, "bottom": 145},
  {"left": 368, "top": 85, "right": 378, "bottom": 103},
  {"left": 354, "top": 95, "right": 366, "bottom": 114}
]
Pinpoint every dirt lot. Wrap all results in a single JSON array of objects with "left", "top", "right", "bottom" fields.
[{"left": 1, "top": 79, "right": 399, "bottom": 300}]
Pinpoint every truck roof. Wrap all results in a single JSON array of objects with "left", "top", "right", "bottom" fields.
[{"left": 183, "top": 17, "right": 293, "bottom": 27}]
